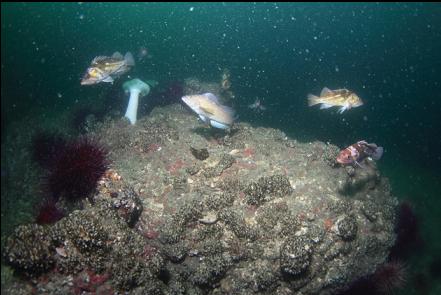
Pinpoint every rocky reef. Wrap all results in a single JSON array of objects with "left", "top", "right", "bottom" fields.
[{"left": 2, "top": 103, "right": 398, "bottom": 294}]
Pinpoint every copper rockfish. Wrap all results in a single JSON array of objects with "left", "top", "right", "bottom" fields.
[
  {"left": 81, "top": 51, "right": 135, "bottom": 85},
  {"left": 308, "top": 87, "right": 363, "bottom": 114},
  {"left": 337, "top": 140, "right": 383, "bottom": 167}
]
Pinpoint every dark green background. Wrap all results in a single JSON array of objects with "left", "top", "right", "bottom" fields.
[{"left": 2, "top": 3, "right": 440, "bottom": 293}]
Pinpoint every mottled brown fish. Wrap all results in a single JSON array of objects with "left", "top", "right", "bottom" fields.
[
  {"left": 81, "top": 51, "right": 135, "bottom": 85},
  {"left": 307, "top": 87, "right": 363, "bottom": 113}
]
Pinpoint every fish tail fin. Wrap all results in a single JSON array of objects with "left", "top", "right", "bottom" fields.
[
  {"left": 222, "top": 105, "right": 236, "bottom": 121},
  {"left": 124, "top": 52, "right": 135, "bottom": 66},
  {"left": 146, "top": 80, "right": 159, "bottom": 88},
  {"left": 307, "top": 94, "right": 321, "bottom": 106},
  {"left": 372, "top": 146, "right": 383, "bottom": 160},
  {"left": 355, "top": 161, "right": 366, "bottom": 169}
]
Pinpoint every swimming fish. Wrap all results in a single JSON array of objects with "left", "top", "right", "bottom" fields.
[
  {"left": 81, "top": 51, "right": 135, "bottom": 85},
  {"left": 221, "top": 68, "right": 231, "bottom": 90},
  {"left": 248, "top": 98, "right": 267, "bottom": 112},
  {"left": 307, "top": 87, "right": 363, "bottom": 114},
  {"left": 336, "top": 140, "right": 383, "bottom": 167},
  {"left": 181, "top": 93, "right": 236, "bottom": 130}
]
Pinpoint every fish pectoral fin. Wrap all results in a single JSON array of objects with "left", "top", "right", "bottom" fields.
[
  {"left": 338, "top": 106, "right": 347, "bottom": 113},
  {"left": 210, "top": 120, "right": 230, "bottom": 130},
  {"left": 320, "top": 87, "right": 334, "bottom": 97},
  {"left": 102, "top": 76, "right": 114, "bottom": 83},
  {"left": 200, "top": 106, "right": 215, "bottom": 115},
  {"left": 319, "top": 103, "right": 334, "bottom": 109},
  {"left": 198, "top": 114, "right": 209, "bottom": 123}
]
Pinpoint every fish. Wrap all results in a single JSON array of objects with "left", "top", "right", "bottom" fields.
[
  {"left": 307, "top": 87, "right": 363, "bottom": 114},
  {"left": 81, "top": 51, "right": 135, "bottom": 85},
  {"left": 221, "top": 68, "right": 231, "bottom": 90},
  {"left": 248, "top": 98, "right": 267, "bottom": 112},
  {"left": 181, "top": 93, "right": 236, "bottom": 130},
  {"left": 336, "top": 140, "right": 383, "bottom": 167}
]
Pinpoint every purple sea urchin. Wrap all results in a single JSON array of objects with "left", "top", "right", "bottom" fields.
[
  {"left": 46, "top": 137, "right": 109, "bottom": 201},
  {"left": 35, "top": 197, "right": 64, "bottom": 225},
  {"left": 373, "top": 261, "right": 407, "bottom": 294},
  {"left": 389, "top": 201, "right": 423, "bottom": 260}
]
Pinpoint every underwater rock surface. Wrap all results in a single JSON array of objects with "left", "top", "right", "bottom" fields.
[{"left": 3, "top": 104, "right": 398, "bottom": 294}]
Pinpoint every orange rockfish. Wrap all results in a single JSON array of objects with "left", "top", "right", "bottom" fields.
[
  {"left": 81, "top": 52, "right": 135, "bottom": 85},
  {"left": 307, "top": 87, "right": 363, "bottom": 114},
  {"left": 181, "top": 93, "right": 236, "bottom": 129},
  {"left": 337, "top": 140, "right": 383, "bottom": 167}
]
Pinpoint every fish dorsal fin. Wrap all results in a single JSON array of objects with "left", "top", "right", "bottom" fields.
[
  {"left": 92, "top": 56, "right": 108, "bottom": 64},
  {"left": 203, "top": 93, "right": 220, "bottom": 104},
  {"left": 320, "top": 87, "right": 333, "bottom": 97},
  {"left": 112, "top": 52, "right": 124, "bottom": 59}
]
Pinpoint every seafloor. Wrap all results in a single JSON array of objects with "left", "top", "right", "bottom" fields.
[{"left": 1, "top": 97, "right": 398, "bottom": 294}]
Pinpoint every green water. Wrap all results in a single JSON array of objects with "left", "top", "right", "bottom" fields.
[{"left": 2, "top": 2, "right": 440, "bottom": 294}]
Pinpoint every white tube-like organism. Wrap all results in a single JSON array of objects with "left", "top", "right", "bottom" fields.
[{"left": 123, "top": 79, "right": 151, "bottom": 125}]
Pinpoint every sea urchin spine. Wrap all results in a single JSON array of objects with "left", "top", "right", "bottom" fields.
[
  {"left": 46, "top": 137, "right": 109, "bottom": 201},
  {"left": 373, "top": 261, "right": 407, "bottom": 294},
  {"left": 35, "top": 197, "right": 65, "bottom": 225}
]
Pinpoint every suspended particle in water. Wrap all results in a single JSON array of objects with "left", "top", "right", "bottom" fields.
[
  {"left": 138, "top": 46, "right": 148, "bottom": 61},
  {"left": 189, "top": 7, "right": 194, "bottom": 12},
  {"left": 363, "top": 116, "right": 368, "bottom": 121}
]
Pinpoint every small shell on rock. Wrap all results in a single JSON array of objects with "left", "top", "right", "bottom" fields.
[
  {"left": 104, "top": 169, "right": 122, "bottom": 181},
  {"left": 229, "top": 149, "right": 240, "bottom": 155},
  {"left": 198, "top": 212, "right": 218, "bottom": 224},
  {"left": 55, "top": 247, "right": 67, "bottom": 258}
]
